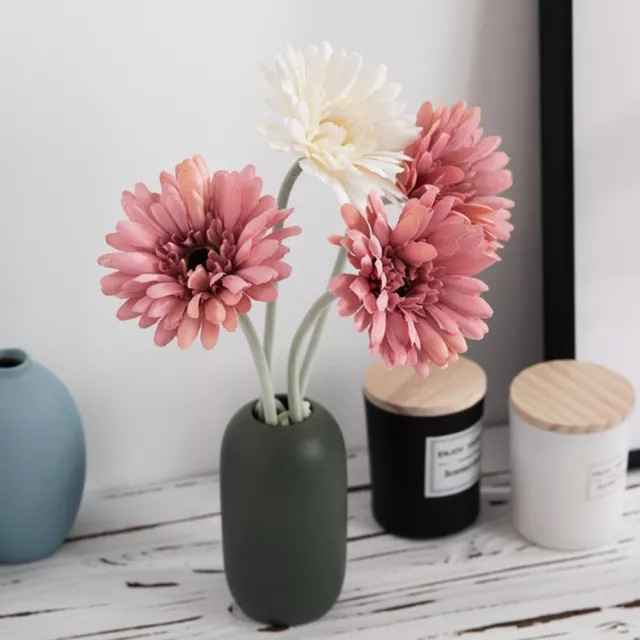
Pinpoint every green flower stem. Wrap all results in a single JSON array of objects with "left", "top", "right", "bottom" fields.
[
  {"left": 239, "top": 314, "right": 278, "bottom": 426},
  {"left": 299, "top": 245, "right": 348, "bottom": 396},
  {"left": 287, "top": 291, "right": 336, "bottom": 423},
  {"left": 263, "top": 161, "right": 303, "bottom": 369}
]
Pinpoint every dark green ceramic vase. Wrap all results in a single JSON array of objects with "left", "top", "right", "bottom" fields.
[{"left": 220, "top": 397, "right": 347, "bottom": 627}]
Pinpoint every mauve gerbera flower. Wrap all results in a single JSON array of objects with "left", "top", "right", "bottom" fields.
[
  {"left": 99, "top": 156, "right": 301, "bottom": 349},
  {"left": 261, "top": 42, "right": 420, "bottom": 206},
  {"left": 329, "top": 190, "right": 495, "bottom": 376},
  {"left": 398, "top": 101, "right": 514, "bottom": 245}
]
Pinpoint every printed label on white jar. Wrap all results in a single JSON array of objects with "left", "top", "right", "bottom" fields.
[
  {"left": 424, "top": 422, "right": 482, "bottom": 498},
  {"left": 588, "top": 454, "right": 627, "bottom": 500}
]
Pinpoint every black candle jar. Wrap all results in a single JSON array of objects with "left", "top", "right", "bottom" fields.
[{"left": 363, "top": 358, "right": 486, "bottom": 539}]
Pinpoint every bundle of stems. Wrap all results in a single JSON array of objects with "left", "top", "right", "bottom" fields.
[{"left": 244, "top": 161, "right": 347, "bottom": 426}]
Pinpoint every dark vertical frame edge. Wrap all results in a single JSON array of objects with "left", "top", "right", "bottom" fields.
[
  {"left": 539, "top": 0, "right": 640, "bottom": 467},
  {"left": 539, "top": 0, "right": 575, "bottom": 361}
]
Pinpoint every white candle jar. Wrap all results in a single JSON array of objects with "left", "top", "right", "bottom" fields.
[{"left": 510, "top": 360, "right": 635, "bottom": 551}]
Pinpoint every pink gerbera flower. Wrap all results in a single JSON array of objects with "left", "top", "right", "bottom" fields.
[
  {"left": 398, "top": 101, "right": 514, "bottom": 246},
  {"left": 99, "top": 156, "right": 300, "bottom": 349},
  {"left": 329, "top": 190, "right": 495, "bottom": 376}
]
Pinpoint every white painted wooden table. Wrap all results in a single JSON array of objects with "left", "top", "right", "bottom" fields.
[{"left": 2, "top": 449, "right": 640, "bottom": 640}]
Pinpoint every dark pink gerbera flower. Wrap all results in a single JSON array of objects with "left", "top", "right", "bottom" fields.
[
  {"left": 330, "top": 190, "right": 495, "bottom": 376},
  {"left": 99, "top": 155, "right": 300, "bottom": 349},
  {"left": 398, "top": 101, "right": 514, "bottom": 247}
]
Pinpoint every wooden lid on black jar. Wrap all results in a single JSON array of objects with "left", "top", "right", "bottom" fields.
[{"left": 363, "top": 357, "right": 487, "bottom": 418}]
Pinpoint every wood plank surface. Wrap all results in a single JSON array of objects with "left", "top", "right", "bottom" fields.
[{"left": 1, "top": 448, "right": 640, "bottom": 639}]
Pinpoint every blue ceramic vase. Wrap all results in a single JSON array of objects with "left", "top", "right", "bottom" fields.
[{"left": 0, "top": 349, "right": 85, "bottom": 563}]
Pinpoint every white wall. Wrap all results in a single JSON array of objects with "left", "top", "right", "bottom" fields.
[
  {"left": 0, "top": 0, "right": 541, "bottom": 491},
  {"left": 574, "top": 1, "right": 640, "bottom": 448}
]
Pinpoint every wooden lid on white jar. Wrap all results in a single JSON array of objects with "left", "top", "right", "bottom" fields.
[
  {"left": 510, "top": 360, "right": 635, "bottom": 434},
  {"left": 363, "top": 357, "right": 487, "bottom": 417}
]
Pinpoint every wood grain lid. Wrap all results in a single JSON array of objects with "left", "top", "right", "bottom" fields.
[
  {"left": 363, "top": 357, "right": 487, "bottom": 417},
  {"left": 510, "top": 360, "right": 635, "bottom": 434}
]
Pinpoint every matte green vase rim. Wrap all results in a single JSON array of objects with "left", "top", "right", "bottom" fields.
[
  {"left": 249, "top": 395, "right": 322, "bottom": 429},
  {"left": 0, "top": 349, "right": 31, "bottom": 376}
]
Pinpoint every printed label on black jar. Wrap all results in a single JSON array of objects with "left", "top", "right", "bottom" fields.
[
  {"left": 587, "top": 454, "right": 627, "bottom": 500},
  {"left": 424, "top": 423, "right": 482, "bottom": 498}
]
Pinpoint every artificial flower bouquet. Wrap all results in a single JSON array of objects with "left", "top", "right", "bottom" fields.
[
  {"left": 98, "top": 42, "right": 513, "bottom": 626},
  {"left": 99, "top": 42, "right": 513, "bottom": 427}
]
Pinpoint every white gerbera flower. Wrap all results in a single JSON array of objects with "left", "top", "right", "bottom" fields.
[{"left": 260, "top": 43, "right": 420, "bottom": 206}]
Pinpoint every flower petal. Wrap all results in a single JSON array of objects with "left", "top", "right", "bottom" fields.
[
  {"left": 154, "top": 323, "right": 178, "bottom": 347},
  {"left": 330, "top": 274, "right": 357, "bottom": 297},
  {"left": 235, "top": 266, "right": 278, "bottom": 285},
  {"left": 106, "top": 233, "right": 137, "bottom": 252},
  {"left": 237, "top": 239, "right": 280, "bottom": 267},
  {"left": 205, "top": 297, "right": 226, "bottom": 324},
  {"left": 399, "top": 241, "right": 437, "bottom": 265},
  {"left": 222, "top": 307, "right": 238, "bottom": 332},
  {"left": 163, "top": 301, "right": 188, "bottom": 330},
  {"left": 430, "top": 165, "right": 466, "bottom": 186},
  {"left": 246, "top": 283, "right": 278, "bottom": 302},
  {"left": 262, "top": 260, "right": 292, "bottom": 281},
  {"left": 177, "top": 315, "right": 200, "bottom": 349},
  {"left": 415, "top": 319, "right": 449, "bottom": 366},
  {"left": 442, "top": 290, "right": 493, "bottom": 319},
  {"left": 223, "top": 185, "right": 242, "bottom": 230},
  {"left": 148, "top": 296, "right": 180, "bottom": 318},
  {"left": 240, "top": 175, "right": 263, "bottom": 218},
  {"left": 237, "top": 214, "right": 268, "bottom": 246},
  {"left": 473, "top": 170, "right": 513, "bottom": 196},
  {"left": 121, "top": 197, "right": 154, "bottom": 227},
  {"left": 413, "top": 362, "right": 430, "bottom": 377},
  {"left": 132, "top": 297, "right": 154, "bottom": 314},
  {"left": 138, "top": 314, "right": 159, "bottom": 329},
  {"left": 473, "top": 151, "right": 510, "bottom": 172},
  {"left": 354, "top": 307, "right": 372, "bottom": 332},
  {"left": 176, "top": 158, "right": 205, "bottom": 199},
  {"left": 341, "top": 204, "right": 370, "bottom": 235},
  {"left": 440, "top": 275, "right": 489, "bottom": 294},
  {"left": 337, "top": 292, "right": 362, "bottom": 317},
  {"left": 116, "top": 221, "right": 158, "bottom": 250},
  {"left": 264, "top": 226, "right": 302, "bottom": 243},
  {"left": 116, "top": 298, "right": 142, "bottom": 321},
  {"left": 370, "top": 310, "right": 387, "bottom": 348},
  {"left": 150, "top": 203, "right": 180, "bottom": 235},
  {"left": 146, "top": 281, "right": 185, "bottom": 299},
  {"left": 446, "top": 308, "right": 489, "bottom": 340},
  {"left": 187, "top": 266, "right": 210, "bottom": 293},
  {"left": 350, "top": 276, "right": 371, "bottom": 299},
  {"left": 222, "top": 275, "right": 249, "bottom": 293},
  {"left": 184, "top": 190, "right": 206, "bottom": 230},
  {"left": 219, "top": 289, "right": 243, "bottom": 306},
  {"left": 100, "top": 272, "right": 130, "bottom": 295},
  {"left": 442, "top": 330, "right": 468, "bottom": 355},
  {"left": 390, "top": 208, "right": 424, "bottom": 247},
  {"left": 236, "top": 295, "right": 252, "bottom": 314},
  {"left": 133, "top": 273, "right": 174, "bottom": 284},
  {"left": 442, "top": 253, "right": 496, "bottom": 276},
  {"left": 98, "top": 252, "right": 159, "bottom": 275},
  {"left": 201, "top": 321, "right": 220, "bottom": 350},
  {"left": 187, "top": 293, "right": 203, "bottom": 319},
  {"left": 161, "top": 184, "right": 190, "bottom": 233}
]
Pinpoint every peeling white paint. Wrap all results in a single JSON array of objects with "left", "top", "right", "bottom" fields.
[{"left": 1, "top": 449, "right": 639, "bottom": 639}]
